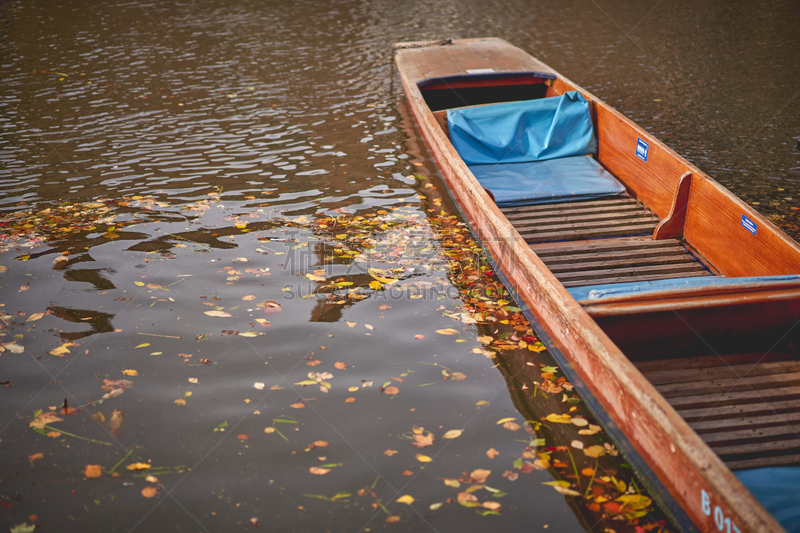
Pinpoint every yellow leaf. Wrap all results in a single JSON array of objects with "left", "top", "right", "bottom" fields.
[
  {"left": 368, "top": 280, "right": 383, "bottom": 290},
  {"left": 443, "top": 478, "right": 460, "bottom": 488},
  {"left": 306, "top": 273, "right": 326, "bottom": 282},
  {"left": 436, "top": 328, "right": 459, "bottom": 336},
  {"left": 476, "top": 400, "right": 490, "bottom": 406},
  {"left": 28, "top": 312, "right": 45, "bottom": 321},
  {"left": 583, "top": 445, "right": 606, "bottom": 458},
  {"left": 616, "top": 494, "right": 652, "bottom": 510},
  {"left": 174, "top": 399, "right": 186, "bottom": 405},
  {"left": 122, "top": 369, "right": 138, "bottom": 376},
  {"left": 242, "top": 295, "right": 256, "bottom": 301},
  {"left": 415, "top": 454, "right": 432, "bottom": 463},
  {"left": 396, "top": 495, "right": 415, "bottom": 505},
  {"left": 368, "top": 267, "right": 398, "bottom": 284},
  {"left": 442, "top": 429, "right": 462, "bottom": 439},
  {"left": 579, "top": 424, "right": 603, "bottom": 436},
  {"left": 135, "top": 281, "right": 145, "bottom": 286},
  {"left": 126, "top": 463, "right": 151, "bottom": 471},
  {"left": 496, "top": 417, "right": 516, "bottom": 425},
  {"left": 135, "top": 343, "right": 150, "bottom": 348},
  {"left": 238, "top": 331, "right": 264, "bottom": 337},
  {"left": 545, "top": 413, "right": 572, "bottom": 424},
  {"left": 348, "top": 386, "right": 359, "bottom": 392},
  {"left": 49, "top": 345, "right": 71, "bottom": 356}
]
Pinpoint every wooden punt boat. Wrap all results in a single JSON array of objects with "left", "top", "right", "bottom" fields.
[{"left": 394, "top": 37, "right": 800, "bottom": 533}]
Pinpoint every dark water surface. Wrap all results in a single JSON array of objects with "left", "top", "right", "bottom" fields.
[{"left": 1, "top": 1, "right": 798, "bottom": 532}]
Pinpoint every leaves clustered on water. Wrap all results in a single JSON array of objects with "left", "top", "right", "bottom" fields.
[
  {"left": 288, "top": 205, "right": 671, "bottom": 531},
  {"left": 1, "top": 186, "right": 668, "bottom": 532}
]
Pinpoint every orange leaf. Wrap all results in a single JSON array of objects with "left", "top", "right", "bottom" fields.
[
  {"left": 141, "top": 487, "right": 158, "bottom": 498},
  {"left": 83, "top": 464, "right": 102, "bottom": 478},
  {"left": 237, "top": 434, "right": 250, "bottom": 440},
  {"left": 469, "top": 469, "right": 491, "bottom": 484},
  {"left": 309, "top": 467, "right": 330, "bottom": 475},
  {"left": 383, "top": 386, "right": 399, "bottom": 395},
  {"left": 334, "top": 361, "right": 347, "bottom": 370},
  {"left": 313, "top": 441, "right": 329, "bottom": 447},
  {"left": 28, "top": 453, "right": 44, "bottom": 462},
  {"left": 486, "top": 447, "right": 499, "bottom": 459},
  {"left": 345, "top": 397, "right": 356, "bottom": 403},
  {"left": 290, "top": 403, "right": 305, "bottom": 409}
]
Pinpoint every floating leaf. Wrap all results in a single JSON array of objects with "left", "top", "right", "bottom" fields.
[
  {"left": 334, "top": 361, "right": 347, "bottom": 370},
  {"left": 578, "top": 424, "right": 603, "bottom": 436},
  {"left": 383, "top": 449, "right": 398, "bottom": 456},
  {"left": 396, "top": 495, "right": 415, "bottom": 505},
  {"left": 290, "top": 403, "right": 305, "bottom": 409},
  {"left": 496, "top": 417, "right": 516, "bottom": 425},
  {"left": 309, "top": 467, "right": 330, "bottom": 475},
  {"left": 383, "top": 386, "right": 399, "bottom": 395},
  {"left": 83, "top": 464, "right": 102, "bottom": 478},
  {"left": 135, "top": 343, "right": 150, "bottom": 349},
  {"left": 435, "top": 328, "right": 459, "bottom": 336},
  {"left": 545, "top": 413, "right": 572, "bottom": 424},
  {"left": 126, "top": 463, "right": 151, "bottom": 471},
  {"left": 122, "top": 369, "right": 138, "bottom": 376},
  {"left": 28, "top": 312, "right": 45, "bottom": 321},
  {"left": 616, "top": 494, "right": 652, "bottom": 510},
  {"left": 486, "top": 447, "right": 499, "bottom": 459},
  {"left": 470, "top": 469, "right": 491, "bottom": 484},
  {"left": 141, "top": 486, "right": 158, "bottom": 498},
  {"left": 415, "top": 454, "right": 432, "bottom": 463},
  {"left": 442, "top": 429, "right": 462, "bottom": 439},
  {"left": 49, "top": 345, "right": 70, "bottom": 356},
  {"left": 204, "top": 310, "right": 232, "bottom": 317},
  {"left": 253, "top": 382, "right": 265, "bottom": 390},
  {"left": 542, "top": 480, "right": 581, "bottom": 496},
  {"left": 583, "top": 445, "right": 606, "bottom": 458},
  {"left": 242, "top": 295, "right": 256, "bottom": 301}
]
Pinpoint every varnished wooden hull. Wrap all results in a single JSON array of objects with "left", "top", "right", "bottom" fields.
[{"left": 395, "top": 38, "right": 800, "bottom": 533}]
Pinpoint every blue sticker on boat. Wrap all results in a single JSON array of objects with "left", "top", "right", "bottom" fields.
[
  {"left": 635, "top": 138, "right": 649, "bottom": 162},
  {"left": 741, "top": 214, "right": 757, "bottom": 235}
]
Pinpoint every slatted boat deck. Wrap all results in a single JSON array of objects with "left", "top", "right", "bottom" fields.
[
  {"left": 636, "top": 353, "right": 800, "bottom": 471},
  {"left": 501, "top": 196, "right": 712, "bottom": 287}
]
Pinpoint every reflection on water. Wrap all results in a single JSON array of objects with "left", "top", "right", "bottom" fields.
[{"left": 1, "top": 0, "right": 798, "bottom": 531}]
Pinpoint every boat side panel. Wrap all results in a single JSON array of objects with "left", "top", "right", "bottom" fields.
[{"left": 684, "top": 177, "right": 800, "bottom": 276}]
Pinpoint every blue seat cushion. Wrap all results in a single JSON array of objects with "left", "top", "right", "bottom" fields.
[
  {"left": 567, "top": 275, "right": 800, "bottom": 301},
  {"left": 736, "top": 467, "right": 800, "bottom": 532},
  {"left": 469, "top": 155, "right": 626, "bottom": 207},
  {"left": 447, "top": 91, "right": 597, "bottom": 165}
]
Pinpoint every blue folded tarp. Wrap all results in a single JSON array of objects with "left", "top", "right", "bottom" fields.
[
  {"left": 447, "top": 91, "right": 597, "bottom": 164},
  {"left": 736, "top": 467, "right": 800, "bottom": 532},
  {"left": 447, "top": 92, "right": 626, "bottom": 206}
]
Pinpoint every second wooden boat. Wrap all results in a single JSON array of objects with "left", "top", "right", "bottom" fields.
[{"left": 394, "top": 38, "right": 800, "bottom": 532}]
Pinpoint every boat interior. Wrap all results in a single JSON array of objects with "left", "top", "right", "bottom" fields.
[{"left": 419, "top": 72, "right": 800, "bottom": 474}]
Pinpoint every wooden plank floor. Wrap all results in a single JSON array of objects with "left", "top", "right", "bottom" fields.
[
  {"left": 501, "top": 197, "right": 711, "bottom": 287},
  {"left": 636, "top": 353, "right": 800, "bottom": 470}
]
